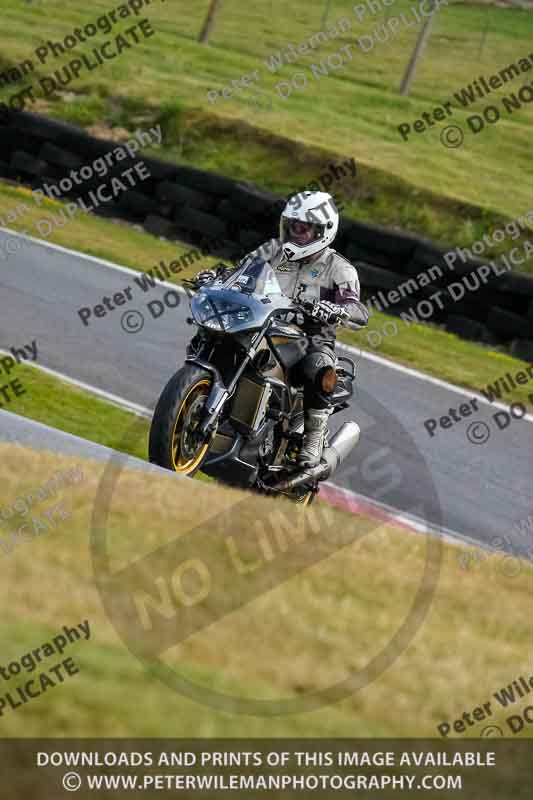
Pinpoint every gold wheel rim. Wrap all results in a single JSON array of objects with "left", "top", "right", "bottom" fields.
[
  {"left": 171, "top": 379, "right": 211, "bottom": 474},
  {"left": 296, "top": 490, "right": 314, "bottom": 507}
]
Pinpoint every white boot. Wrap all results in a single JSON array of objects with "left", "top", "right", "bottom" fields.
[{"left": 299, "top": 408, "right": 331, "bottom": 468}]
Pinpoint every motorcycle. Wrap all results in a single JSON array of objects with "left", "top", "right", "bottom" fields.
[{"left": 148, "top": 257, "right": 361, "bottom": 505}]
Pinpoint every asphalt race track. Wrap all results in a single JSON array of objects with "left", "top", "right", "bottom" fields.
[{"left": 1, "top": 228, "right": 532, "bottom": 553}]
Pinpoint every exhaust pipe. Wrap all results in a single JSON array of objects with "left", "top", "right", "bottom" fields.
[{"left": 274, "top": 421, "right": 361, "bottom": 492}]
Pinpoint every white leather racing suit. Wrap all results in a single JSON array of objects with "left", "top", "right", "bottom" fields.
[
  {"left": 248, "top": 236, "right": 369, "bottom": 340},
  {"left": 245, "top": 237, "right": 369, "bottom": 409}
]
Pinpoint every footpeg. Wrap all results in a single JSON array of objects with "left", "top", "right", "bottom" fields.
[{"left": 274, "top": 421, "right": 360, "bottom": 491}]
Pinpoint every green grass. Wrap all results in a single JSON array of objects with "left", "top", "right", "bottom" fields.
[
  {"left": 0, "top": 357, "right": 149, "bottom": 459},
  {"left": 0, "top": 314, "right": 531, "bottom": 741},
  {"left": 1, "top": 0, "right": 532, "bottom": 269},
  {"left": 0, "top": 616, "right": 373, "bottom": 737},
  {"left": 155, "top": 107, "right": 533, "bottom": 268},
  {"left": 342, "top": 309, "right": 533, "bottom": 408},
  {"left": 1, "top": 0, "right": 533, "bottom": 746},
  {"left": 0, "top": 183, "right": 219, "bottom": 279},
  {"left": 1, "top": 429, "right": 533, "bottom": 740},
  {"left": 1, "top": 179, "right": 532, "bottom": 411}
]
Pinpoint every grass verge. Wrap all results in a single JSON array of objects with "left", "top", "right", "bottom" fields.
[
  {"left": 342, "top": 310, "right": 533, "bottom": 409},
  {"left": 0, "top": 358, "right": 149, "bottom": 460},
  {"left": 0, "top": 437, "right": 532, "bottom": 738},
  {"left": 1, "top": 0, "right": 532, "bottom": 268},
  {"left": 1, "top": 180, "right": 532, "bottom": 411}
]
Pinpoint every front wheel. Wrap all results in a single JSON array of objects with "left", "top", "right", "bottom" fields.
[{"left": 149, "top": 366, "right": 213, "bottom": 475}]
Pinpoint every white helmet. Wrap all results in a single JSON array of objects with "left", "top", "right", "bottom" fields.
[{"left": 279, "top": 190, "right": 339, "bottom": 262}]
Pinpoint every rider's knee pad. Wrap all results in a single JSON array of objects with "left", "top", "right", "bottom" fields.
[
  {"left": 315, "top": 365, "right": 337, "bottom": 395},
  {"left": 300, "top": 350, "right": 335, "bottom": 381},
  {"left": 302, "top": 366, "right": 337, "bottom": 410}
]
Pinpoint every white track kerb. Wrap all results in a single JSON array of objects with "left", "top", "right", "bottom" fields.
[{"left": 1, "top": 231, "right": 531, "bottom": 546}]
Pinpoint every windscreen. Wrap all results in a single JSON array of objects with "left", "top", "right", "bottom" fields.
[
  {"left": 222, "top": 256, "right": 283, "bottom": 298},
  {"left": 191, "top": 257, "right": 285, "bottom": 333}
]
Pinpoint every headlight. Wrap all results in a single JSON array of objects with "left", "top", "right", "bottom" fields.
[
  {"left": 191, "top": 293, "right": 252, "bottom": 332},
  {"left": 202, "top": 318, "right": 223, "bottom": 331}
]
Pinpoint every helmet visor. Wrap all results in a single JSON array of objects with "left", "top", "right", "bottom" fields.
[{"left": 281, "top": 217, "right": 325, "bottom": 247}]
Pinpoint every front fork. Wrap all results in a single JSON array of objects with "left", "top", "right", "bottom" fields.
[{"left": 190, "top": 327, "right": 268, "bottom": 437}]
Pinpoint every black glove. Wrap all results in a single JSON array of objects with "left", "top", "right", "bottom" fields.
[
  {"left": 307, "top": 300, "right": 350, "bottom": 325},
  {"left": 195, "top": 269, "right": 217, "bottom": 287},
  {"left": 214, "top": 263, "right": 234, "bottom": 282},
  {"left": 196, "top": 263, "right": 234, "bottom": 287}
]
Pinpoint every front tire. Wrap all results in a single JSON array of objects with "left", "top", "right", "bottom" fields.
[{"left": 149, "top": 366, "right": 213, "bottom": 475}]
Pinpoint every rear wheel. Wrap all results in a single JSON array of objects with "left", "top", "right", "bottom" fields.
[{"left": 149, "top": 366, "right": 214, "bottom": 475}]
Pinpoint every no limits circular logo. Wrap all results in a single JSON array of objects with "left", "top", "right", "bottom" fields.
[{"left": 90, "top": 384, "right": 443, "bottom": 715}]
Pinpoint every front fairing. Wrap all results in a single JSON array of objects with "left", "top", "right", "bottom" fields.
[{"left": 190, "top": 259, "right": 294, "bottom": 334}]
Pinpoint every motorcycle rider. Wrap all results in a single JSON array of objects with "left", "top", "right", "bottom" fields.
[{"left": 195, "top": 190, "right": 368, "bottom": 467}]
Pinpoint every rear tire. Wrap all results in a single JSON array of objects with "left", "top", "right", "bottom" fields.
[{"left": 149, "top": 366, "right": 213, "bottom": 476}]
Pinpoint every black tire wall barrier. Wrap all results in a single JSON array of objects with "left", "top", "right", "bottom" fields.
[{"left": 0, "top": 110, "right": 532, "bottom": 360}]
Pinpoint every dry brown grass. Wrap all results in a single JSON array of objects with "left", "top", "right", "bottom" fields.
[{"left": 1, "top": 442, "right": 532, "bottom": 737}]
